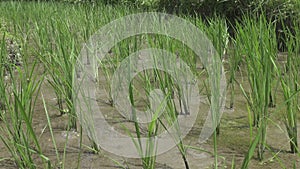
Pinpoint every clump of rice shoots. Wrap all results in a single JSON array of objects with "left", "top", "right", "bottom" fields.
[
  {"left": 0, "top": 37, "right": 50, "bottom": 168},
  {"left": 279, "top": 20, "right": 299, "bottom": 153},
  {"left": 204, "top": 17, "right": 229, "bottom": 135},
  {"left": 236, "top": 14, "right": 277, "bottom": 162}
]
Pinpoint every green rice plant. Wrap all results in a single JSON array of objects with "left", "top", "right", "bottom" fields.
[
  {"left": 235, "top": 14, "right": 277, "bottom": 161},
  {"left": 0, "top": 35, "right": 50, "bottom": 168},
  {"left": 115, "top": 33, "right": 197, "bottom": 168},
  {"left": 147, "top": 75, "right": 191, "bottom": 169},
  {"left": 99, "top": 36, "right": 144, "bottom": 105},
  {"left": 110, "top": 52, "right": 160, "bottom": 168},
  {"left": 241, "top": 125, "right": 263, "bottom": 168},
  {"left": 127, "top": 82, "right": 158, "bottom": 169},
  {"left": 231, "top": 156, "right": 235, "bottom": 169},
  {"left": 157, "top": 38, "right": 219, "bottom": 169},
  {"left": 204, "top": 17, "right": 229, "bottom": 136},
  {"left": 205, "top": 17, "right": 229, "bottom": 61},
  {"left": 153, "top": 36, "right": 196, "bottom": 169},
  {"left": 36, "top": 17, "right": 78, "bottom": 130},
  {"left": 278, "top": 20, "right": 299, "bottom": 154},
  {"left": 117, "top": 45, "right": 161, "bottom": 169},
  {"left": 0, "top": 39, "right": 5, "bottom": 114},
  {"left": 41, "top": 94, "right": 61, "bottom": 168},
  {"left": 193, "top": 16, "right": 228, "bottom": 168},
  {"left": 155, "top": 68, "right": 190, "bottom": 169},
  {"left": 32, "top": 18, "right": 66, "bottom": 114},
  {"left": 151, "top": 16, "right": 225, "bottom": 168},
  {"left": 228, "top": 36, "right": 243, "bottom": 109}
]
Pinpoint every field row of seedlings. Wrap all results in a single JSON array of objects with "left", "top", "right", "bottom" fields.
[{"left": 0, "top": 1, "right": 299, "bottom": 169}]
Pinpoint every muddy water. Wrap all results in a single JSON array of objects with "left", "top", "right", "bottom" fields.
[{"left": 0, "top": 57, "right": 299, "bottom": 169}]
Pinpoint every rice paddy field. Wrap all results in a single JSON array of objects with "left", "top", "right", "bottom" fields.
[{"left": 0, "top": 1, "right": 299, "bottom": 169}]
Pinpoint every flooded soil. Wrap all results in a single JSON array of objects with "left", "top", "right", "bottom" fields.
[{"left": 0, "top": 54, "right": 299, "bottom": 169}]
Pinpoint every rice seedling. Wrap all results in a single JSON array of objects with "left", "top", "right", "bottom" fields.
[
  {"left": 205, "top": 17, "right": 229, "bottom": 61},
  {"left": 34, "top": 14, "right": 79, "bottom": 130},
  {"left": 41, "top": 94, "right": 61, "bottom": 168},
  {"left": 236, "top": 14, "right": 277, "bottom": 161},
  {"left": 98, "top": 35, "right": 144, "bottom": 106},
  {"left": 227, "top": 35, "right": 243, "bottom": 110},
  {"left": 189, "top": 15, "right": 227, "bottom": 168},
  {"left": 152, "top": 63, "right": 190, "bottom": 169},
  {"left": 231, "top": 156, "right": 235, "bottom": 169},
  {"left": 278, "top": 20, "right": 299, "bottom": 154},
  {"left": 150, "top": 67, "right": 191, "bottom": 169},
  {"left": 149, "top": 34, "right": 207, "bottom": 169},
  {"left": 0, "top": 34, "right": 50, "bottom": 168},
  {"left": 127, "top": 81, "right": 158, "bottom": 169},
  {"left": 203, "top": 16, "right": 229, "bottom": 137},
  {"left": 107, "top": 29, "right": 202, "bottom": 168}
]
